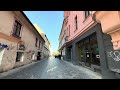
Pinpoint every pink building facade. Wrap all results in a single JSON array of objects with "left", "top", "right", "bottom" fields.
[{"left": 59, "top": 11, "right": 119, "bottom": 79}]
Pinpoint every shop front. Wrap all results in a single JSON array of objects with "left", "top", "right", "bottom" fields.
[
  {"left": 77, "top": 33, "right": 101, "bottom": 72},
  {"left": 71, "top": 23, "right": 116, "bottom": 78},
  {"left": 37, "top": 51, "right": 41, "bottom": 60}
]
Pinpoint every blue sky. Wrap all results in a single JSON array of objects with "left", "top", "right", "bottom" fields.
[{"left": 24, "top": 11, "right": 64, "bottom": 52}]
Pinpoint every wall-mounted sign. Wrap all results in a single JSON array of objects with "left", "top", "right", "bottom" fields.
[
  {"left": 107, "top": 50, "right": 120, "bottom": 73},
  {"left": 0, "top": 43, "right": 8, "bottom": 48}
]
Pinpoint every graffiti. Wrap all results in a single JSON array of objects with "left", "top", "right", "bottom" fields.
[
  {"left": 107, "top": 51, "right": 120, "bottom": 61},
  {"left": 111, "top": 68, "right": 120, "bottom": 73},
  {"left": 0, "top": 43, "right": 8, "bottom": 48}
]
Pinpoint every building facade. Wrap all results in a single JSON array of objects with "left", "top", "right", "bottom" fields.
[
  {"left": 34, "top": 24, "right": 51, "bottom": 58},
  {"left": 59, "top": 11, "right": 120, "bottom": 79},
  {"left": 0, "top": 11, "right": 45, "bottom": 72}
]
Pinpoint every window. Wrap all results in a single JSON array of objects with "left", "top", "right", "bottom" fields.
[
  {"left": 39, "top": 41, "right": 41, "bottom": 48},
  {"left": 40, "top": 43, "right": 43, "bottom": 49},
  {"left": 85, "top": 11, "right": 90, "bottom": 18},
  {"left": 64, "top": 30, "right": 66, "bottom": 35},
  {"left": 13, "top": 20, "right": 22, "bottom": 38},
  {"left": 68, "top": 25, "right": 70, "bottom": 36},
  {"left": 35, "top": 38, "right": 38, "bottom": 47},
  {"left": 16, "top": 52, "right": 24, "bottom": 62},
  {"left": 75, "top": 15, "right": 78, "bottom": 30}
]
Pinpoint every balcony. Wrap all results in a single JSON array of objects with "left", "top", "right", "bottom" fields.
[{"left": 12, "top": 33, "right": 21, "bottom": 39}]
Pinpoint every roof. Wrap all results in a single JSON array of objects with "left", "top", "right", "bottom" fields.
[
  {"left": 33, "top": 24, "right": 51, "bottom": 45},
  {"left": 20, "top": 11, "right": 45, "bottom": 42},
  {"left": 34, "top": 24, "right": 45, "bottom": 34}
]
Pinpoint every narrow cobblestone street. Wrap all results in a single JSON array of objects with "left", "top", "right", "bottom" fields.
[{"left": 0, "top": 57, "right": 102, "bottom": 79}]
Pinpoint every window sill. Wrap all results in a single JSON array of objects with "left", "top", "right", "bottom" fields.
[{"left": 12, "top": 34, "right": 21, "bottom": 39}]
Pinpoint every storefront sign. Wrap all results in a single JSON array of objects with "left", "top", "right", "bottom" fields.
[
  {"left": 0, "top": 43, "right": 8, "bottom": 48},
  {"left": 107, "top": 50, "right": 120, "bottom": 73}
]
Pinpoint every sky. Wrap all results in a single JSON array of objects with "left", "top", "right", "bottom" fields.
[{"left": 24, "top": 11, "right": 64, "bottom": 52}]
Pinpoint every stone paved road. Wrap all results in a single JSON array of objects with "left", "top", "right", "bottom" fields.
[{"left": 0, "top": 57, "right": 102, "bottom": 79}]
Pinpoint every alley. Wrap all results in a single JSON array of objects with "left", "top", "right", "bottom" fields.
[{"left": 0, "top": 57, "right": 101, "bottom": 79}]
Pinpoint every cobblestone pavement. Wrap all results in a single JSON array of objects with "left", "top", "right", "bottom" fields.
[{"left": 0, "top": 57, "right": 102, "bottom": 79}]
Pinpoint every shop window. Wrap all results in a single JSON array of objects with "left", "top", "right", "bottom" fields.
[
  {"left": 31, "top": 53, "right": 35, "bottom": 60},
  {"left": 12, "top": 20, "right": 22, "bottom": 38}
]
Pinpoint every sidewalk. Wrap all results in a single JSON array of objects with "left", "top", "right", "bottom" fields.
[
  {"left": 0, "top": 58, "right": 48, "bottom": 79},
  {"left": 63, "top": 60, "right": 102, "bottom": 79}
]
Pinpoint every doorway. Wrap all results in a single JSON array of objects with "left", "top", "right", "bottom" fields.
[
  {"left": 84, "top": 38, "right": 91, "bottom": 67},
  {"left": 90, "top": 34, "right": 100, "bottom": 66},
  {"left": 31, "top": 53, "right": 35, "bottom": 60},
  {"left": 16, "top": 52, "right": 24, "bottom": 62},
  {"left": 78, "top": 42, "right": 84, "bottom": 62},
  {"left": 67, "top": 46, "right": 72, "bottom": 61},
  {"left": 37, "top": 52, "right": 41, "bottom": 60},
  {"left": 77, "top": 33, "right": 100, "bottom": 68},
  {"left": 0, "top": 48, "right": 4, "bottom": 65}
]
